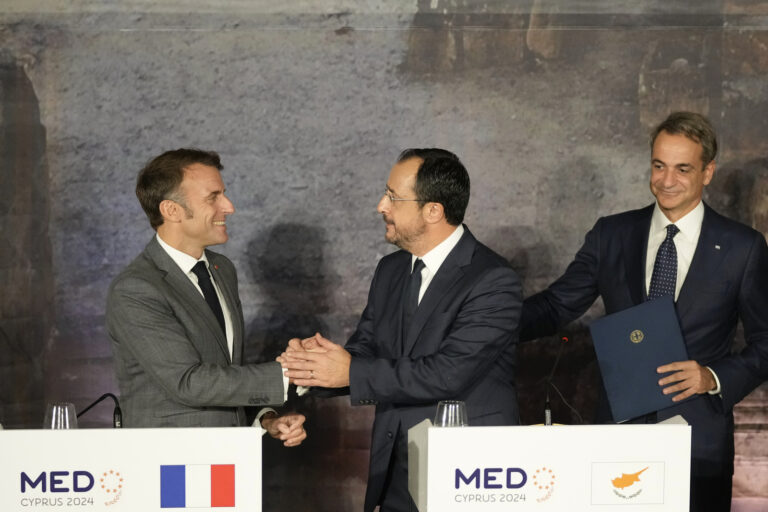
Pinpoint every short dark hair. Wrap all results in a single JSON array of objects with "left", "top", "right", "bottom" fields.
[
  {"left": 136, "top": 148, "right": 223, "bottom": 230},
  {"left": 650, "top": 111, "right": 718, "bottom": 166},
  {"left": 397, "top": 148, "right": 470, "bottom": 226}
]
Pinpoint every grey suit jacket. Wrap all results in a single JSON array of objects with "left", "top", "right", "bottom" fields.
[{"left": 107, "top": 237, "right": 284, "bottom": 427}]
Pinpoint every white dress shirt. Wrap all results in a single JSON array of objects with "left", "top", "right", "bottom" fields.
[
  {"left": 156, "top": 234, "right": 234, "bottom": 358},
  {"left": 643, "top": 201, "right": 721, "bottom": 394},
  {"left": 412, "top": 224, "right": 465, "bottom": 304}
]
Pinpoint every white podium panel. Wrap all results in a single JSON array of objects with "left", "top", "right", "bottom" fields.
[
  {"left": 409, "top": 421, "right": 691, "bottom": 512},
  {"left": 0, "top": 428, "right": 262, "bottom": 511}
]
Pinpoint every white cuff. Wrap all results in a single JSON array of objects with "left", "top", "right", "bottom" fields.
[
  {"left": 705, "top": 366, "right": 722, "bottom": 395},
  {"left": 252, "top": 408, "right": 277, "bottom": 435},
  {"left": 282, "top": 371, "right": 290, "bottom": 403}
]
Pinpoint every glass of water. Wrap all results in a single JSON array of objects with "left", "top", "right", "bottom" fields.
[
  {"left": 433, "top": 400, "right": 468, "bottom": 427},
  {"left": 43, "top": 402, "right": 78, "bottom": 429}
]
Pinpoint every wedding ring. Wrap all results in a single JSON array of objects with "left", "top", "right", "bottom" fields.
[{"left": 310, "top": 370, "right": 315, "bottom": 378}]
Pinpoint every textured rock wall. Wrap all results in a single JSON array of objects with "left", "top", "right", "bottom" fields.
[
  {"left": 1, "top": 1, "right": 768, "bottom": 510},
  {"left": 0, "top": 52, "right": 53, "bottom": 429}
]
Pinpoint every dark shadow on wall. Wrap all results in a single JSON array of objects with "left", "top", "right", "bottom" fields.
[
  {"left": 488, "top": 226, "right": 599, "bottom": 426},
  {"left": 246, "top": 222, "right": 336, "bottom": 364},
  {"left": 706, "top": 158, "right": 768, "bottom": 236},
  {"left": 0, "top": 52, "right": 53, "bottom": 428},
  {"left": 245, "top": 223, "right": 369, "bottom": 512}
]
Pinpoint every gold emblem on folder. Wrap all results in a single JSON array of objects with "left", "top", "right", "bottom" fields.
[{"left": 630, "top": 330, "right": 644, "bottom": 344}]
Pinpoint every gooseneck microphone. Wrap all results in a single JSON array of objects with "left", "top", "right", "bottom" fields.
[
  {"left": 77, "top": 393, "right": 123, "bottom": 428},
  {"left": 544, "top": 336, "right": 568, "bottom": 425}
]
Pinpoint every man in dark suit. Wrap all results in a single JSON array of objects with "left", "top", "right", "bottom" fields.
[
  {"left": 280, "top": 148, "right": 522, "bottom": 512},
  {"left": 107, "top": 148, "right": 306, "bottom": 445},
  {"left": 521, "top": 112, "right": 768, "bottom": 512}
]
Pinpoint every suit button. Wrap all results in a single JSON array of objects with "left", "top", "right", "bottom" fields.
[{"left": 387, "top": 431, "right": 393, "bottom": 439}]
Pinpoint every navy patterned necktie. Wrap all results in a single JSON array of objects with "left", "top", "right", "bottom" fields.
[
  {"left": 647, "top": 224, "right": 680, "bottom": 300},
  {"left": 191, "top": 261, "right": 226, "bottom": 333},
  {"left": 402, "top": 259, "right": 426, "bottom": 344}
]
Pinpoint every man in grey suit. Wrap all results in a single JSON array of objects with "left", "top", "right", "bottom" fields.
[{"left": 107, "top": 148, "right": 306, "bottom": 445}]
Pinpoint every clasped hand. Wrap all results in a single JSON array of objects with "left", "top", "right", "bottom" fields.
[
  {"left": 277, "top": 333, "right": 351, "bottom": 388},
  {"left": 260, "top": 412, "right": 307, "bottom": 447}
]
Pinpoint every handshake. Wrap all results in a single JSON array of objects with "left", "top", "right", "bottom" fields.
[
  {"left": 277, "top": 333, "right": 352, "bottom": 389},
  {"left": 265, "top": 333, "right": 352, "bottom": 448}
]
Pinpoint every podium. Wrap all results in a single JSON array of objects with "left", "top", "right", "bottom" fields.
[
  {"left": 0, "top": 428, "right": 262, "bottom": 511},
  {"left": 408, "top": 420, "right": 691, "bottom": 512}
]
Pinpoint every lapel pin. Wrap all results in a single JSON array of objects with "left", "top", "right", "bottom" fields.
[
  {"left": 714, "top": 245, "right": 721, "bottom": 250},
  {"left": 214, "top": 264, "right": 219, "bottom": 270}
]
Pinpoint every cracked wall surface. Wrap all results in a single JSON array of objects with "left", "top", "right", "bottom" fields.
[{"left": 2, "top": 1, "right": 767, "bottom": 509}]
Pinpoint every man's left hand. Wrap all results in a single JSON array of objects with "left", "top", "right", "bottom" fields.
[
  {"left": 261, "top": 413, "right": 307, "bottom": 447},
  {"left": 281, "top": 334, "right": 351, "bottom": 388},
  {"left": 657, "top": 360, "right": 716, "bottom": 402}
]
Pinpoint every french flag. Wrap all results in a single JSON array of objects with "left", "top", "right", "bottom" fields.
[{"left": 160, "top": 464, "right": 235, "bottom": 508}]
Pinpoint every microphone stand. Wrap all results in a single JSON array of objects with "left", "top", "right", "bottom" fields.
[
  {"left": 77, "top": 393, "right": 123, "bottom": 428},
  {"left": 544, "top": 337, "right": 567, "bottom": 425},
  {"left": 543, "top": 336, "right": 584, "bottom": 425}
]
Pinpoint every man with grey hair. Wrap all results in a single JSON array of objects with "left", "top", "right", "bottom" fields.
[{"left": 521, "top": 111, "right": 768, "bottom": 511}]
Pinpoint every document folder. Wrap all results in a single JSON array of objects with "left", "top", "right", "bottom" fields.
[{"left": 589, "top": 296, "right": 689, "bottom": 423}]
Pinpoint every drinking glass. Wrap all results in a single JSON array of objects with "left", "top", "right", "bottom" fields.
[
  {"left": 43, "top": 402, "right": 78, "bottom": 429},
  {"left": 433, "top": 400, "right": 468, "bottom": 427}
]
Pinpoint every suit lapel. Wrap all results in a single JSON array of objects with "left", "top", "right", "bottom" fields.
[
  {"left": 208, "top": 255, "right": 240, "bottom": 364},
  {"left": 676, "top": 205, "right": 727, "bottom": 317},
  {"left": 402, "top": 230, "right": 474, "bottom": 356},
  {"left": 145, "top": 239, "right": 231, "bottom": 362},
  {"left": 387, "top": 254, "right": 410, "bottom": 356},
  {"left": 623, "top": 205, "right": 653, "bottom": 305}
]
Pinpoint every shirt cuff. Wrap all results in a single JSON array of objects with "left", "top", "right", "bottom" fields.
[
  {"left": 282, "top": 371, "right": 290, "bottom": 403},
  {"left": 296, "top": 386, "right": 310, "bottom": 396},
  {"left": 705, "top": 366, "right": 722, "bottom": 395},
  {"left": 252, "top": 408, "right": 277, "bottom": 434}
]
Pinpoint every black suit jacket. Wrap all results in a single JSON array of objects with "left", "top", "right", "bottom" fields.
[
  {"left": 521, "top": 203, "right": 768, "bottom": 477},
  {"left": 347, "top": 227, "right": 522, "bottom": 511}
]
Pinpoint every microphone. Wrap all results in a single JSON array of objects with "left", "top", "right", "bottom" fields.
[
  {"left": 77, "top": 393, "right": 123, "bottom": 428},
  {"left": 544, "top": 336, "right": 569, "bottom": 426}
]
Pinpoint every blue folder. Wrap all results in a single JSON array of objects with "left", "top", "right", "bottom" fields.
[{"left": 589, "top": 296, "right": 690, "bottom": 423}]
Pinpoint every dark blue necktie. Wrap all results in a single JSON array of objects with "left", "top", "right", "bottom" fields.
[
  {"left": 647, "top": 224, "right": 680, "bottom": 300},
  {"left": 402, "top": 259, "right": 425, "bottom": 344},
  {"left": 191, "top": 261, "right": 226, "bottom": 333}
]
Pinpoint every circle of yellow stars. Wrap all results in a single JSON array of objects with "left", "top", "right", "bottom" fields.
[
  {"left": 100, "top": 470, "right": 123, "bottom": 494},
  {"left": 532, "top": 467, "right": 555, "bottom": 491}
]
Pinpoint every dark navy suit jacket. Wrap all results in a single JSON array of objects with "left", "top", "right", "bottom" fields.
[
  {"left": 521, "top": 203, "right": 768, "bottom": 477},
  {"left": 347, "top": 227, "right": 522, "bottom": 511}
]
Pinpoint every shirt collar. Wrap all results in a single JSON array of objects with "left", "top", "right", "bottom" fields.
[
  {"left": 650, "top": 200, "right": 704, "bottom": 241},
  {"left": 156, "top": 234, "right": 210, "bottom": 275},
  {"left": 412, "top": 224, "right": 465, "bottom": 274}
]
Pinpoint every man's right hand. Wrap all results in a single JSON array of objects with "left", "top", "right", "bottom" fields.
[{"left": 277, "top": 334, "right": 328, "bottom": 385}]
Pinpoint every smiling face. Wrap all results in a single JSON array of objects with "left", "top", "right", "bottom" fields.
[
  {"left": 650, "top": 131, "right": 715, "bottom": 223},
  {"left": 174, "top": 163, "right": 235, "bottom": 257},
  {"left": 376, "top": 157, "right": 427, "bottom": 252}
]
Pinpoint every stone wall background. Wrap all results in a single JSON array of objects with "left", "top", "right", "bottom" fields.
[{"left": 1, "top": 1, "right": 767, "bottom": 510}]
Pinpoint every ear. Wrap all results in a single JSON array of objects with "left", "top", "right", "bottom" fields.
[
  {"left": 159, "top": 199, "right": 183, "bottom": 223},
  {"left": 422, "top": 202, "right": 445, "bottom": 225},
  {"left": 702, "top": 160, "right": 716, "bottom": 186}
]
